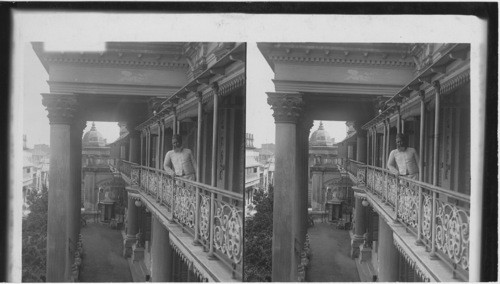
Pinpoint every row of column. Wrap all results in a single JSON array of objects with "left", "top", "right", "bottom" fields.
[
  {"left": 123, "top": 88, "right": 221, "bottom": 281},
  {"left": 353, "top": 82, "right": 444, "bottom": 281},
  {"left": 42, "top": 94, "right": 86, "bottom": 282}
]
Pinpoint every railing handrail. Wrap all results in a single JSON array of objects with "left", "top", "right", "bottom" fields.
[
  {"left": 135, "top": 165, "right": 243, "bottom": 202},
  {"left": 347, "top": 159, "right": 364, "bottom": 165},
  {"left": 122, "top": 160, "right": 139, "bottom": 167},
  {"left": 363, "top": 164, "right": 470, "bottom": 203}
]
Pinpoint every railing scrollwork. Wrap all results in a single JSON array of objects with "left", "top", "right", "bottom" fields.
[
  {"left": 115, "top": 161, "right": 243, "bottom": 277},
  {"left": 350, "top": 163, "right": 470, "bottom": 279}
]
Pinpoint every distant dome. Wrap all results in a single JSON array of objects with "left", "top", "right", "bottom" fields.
[
  {"left": 310, "top": 121, "right": 333, "bottom": 146},
  {"left": 83, "top": 122, "right": 106, "bottom": 147}
]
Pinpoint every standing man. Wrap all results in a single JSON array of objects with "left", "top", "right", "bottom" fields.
[
  {"left": 387, "top": 133, "right": 419, "bottom": 179},
  {"left": 163, "top": 134, "right": 197, "bottom": 180}
]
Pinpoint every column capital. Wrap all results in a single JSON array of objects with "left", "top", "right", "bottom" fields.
[
  {"left": 267, "top": 92, "right": 304, "bottom": 124},
  {"left": 418, "top": 90, "right": 426, "bottom": 101},
  {"left": 432, "top": 80, "right": 441, "bottom": 93},
  {"left": 196, "top": 91, "right": 203, "bottom": 102},
  {"left": 41, "top": 93, "right": 78, "bottom": 125}
]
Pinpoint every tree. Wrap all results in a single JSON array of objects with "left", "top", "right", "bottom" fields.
[
  {"left": 22, "top": 185, "right": 48, "bottom": 282},
  {"left": 244, "top": 185, "right": 274, "bottom": 282}
]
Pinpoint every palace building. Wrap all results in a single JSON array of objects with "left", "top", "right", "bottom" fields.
[
  {"left": 258, "top": 42, "right": 475, "bottom": 281},
  {"left": 34, "top": 42, "right": 245, "bottom": 282}
]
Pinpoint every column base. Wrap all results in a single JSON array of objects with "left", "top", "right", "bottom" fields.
[
  {"left": 123, "top": 236, "right": 137, "bottom": 258},
  {"left": 351, "top": 235, "right": 365, "bottom": 259},
  {"left": 359, "top": 244, "right": 372, "bottom": 263},
  {"left": 132, "top": 244, "right": 145, "bottom": 261}
]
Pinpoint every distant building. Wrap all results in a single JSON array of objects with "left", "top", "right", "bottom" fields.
[
  {"left": 22, "top": 136, "right": 50, "bottom": 216},
  {"left": 245, "top": 133, "right": 262, "bottom": 206},
  {"left": 306, "top": 122, "right": 354, "bottom": 225},
  {"left": 81, "top": 122, "right": 125, "bottom": 223}
]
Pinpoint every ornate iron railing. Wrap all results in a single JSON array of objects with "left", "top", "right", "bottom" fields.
[
  {"left": 118, "top": 160, "right": 133, "bottom": 178},
  {"left": 119, "top": 162, "right": 243, "bottom": 278},
  {"left": 354, "top": 164, "right": 470, "bottom": 279}
]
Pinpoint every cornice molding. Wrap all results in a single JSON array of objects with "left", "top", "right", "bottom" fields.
[
  {"left": 218, "top": 73, "right": 245, "bottom": 97},
  {"left": 440, "top": 70, "right": 470, "bottom": 95},
  {"left": 267, "top": 55, "right": 415, "bottom": 69},
  {"left": 273, "top": 79, "right": 402, "bottom": 96},
  {"left": 43, "top": 55, "right": 189, "bottom": 70},
  {"left": 48, "top": 81, "right": 180, "bottom": 97}
]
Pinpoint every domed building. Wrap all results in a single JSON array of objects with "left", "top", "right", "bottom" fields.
[
  {"left": 81, "top": 123, "right": 125, "bottom": 225},
  {"left": 308, "top": 122, "right": 345, "bottom": 218},
  {"left": 83, "top": 122, "right": 107, "bottom": 148},
  {"left": 309, "top": 121, "right": 334, "bottom": 147}
]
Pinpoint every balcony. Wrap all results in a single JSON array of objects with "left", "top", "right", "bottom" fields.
[
  {"left": 116, "top": 160, "right": 243, "bottom": 280},
  {"left": 342, "top": 161, "right": 470, "bottom": 281}
]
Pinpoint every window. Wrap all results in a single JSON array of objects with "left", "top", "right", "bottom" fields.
[{"left": 253, "top": 168, "right": 257, "bottom": 173}]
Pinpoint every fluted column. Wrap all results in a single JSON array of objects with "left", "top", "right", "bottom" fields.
[
  {"left": 42, "top": 93, "right": 78, "bottom": 282},
  {"left": 151, "top": 215, "right": 173, "bottom": 281},
  {"left": 267, "top": 92, "right": 304, "bottom": 282},
  {"left": 123, "top": 196, "right": 139, "bottom": 257}
]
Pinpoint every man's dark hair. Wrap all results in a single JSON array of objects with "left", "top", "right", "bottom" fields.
[
  {"left": 396, "top": 133, "right": 408, "bottom": 144},
  {"left": 172, "top": 134, "right": 182, "bottom": 142}
]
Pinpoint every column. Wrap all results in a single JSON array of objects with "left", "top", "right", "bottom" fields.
[
  {"left": 267, "top": 92, "right": 304, "bottom": 282},
  {"left": 377, "top": 217, "right": 399, "bottom": 281},
  {"left": 172, "top": 107, "right": 177, "bottom": 135},
  {"left": 159, "top": 121, "right": 165, "bottom": 168},
  {"left": 156, "top": 122, "right": 161, "bottom": 169},
  {"left": 382, "top": 121, "right": 387, "bottom": 168},
  {"left": 151, "top": 216, "right": 173, "bottom": 281},
  {"left": 397, "top": 107, "right": 401, "bottom": 134},
  {"left": 42, "top": 93, "right": 77, "bottom": 282},
  {"left": 385, "top": 119, "right": 390, "bottom": 166},
  {"left": 146, "top": 128, "right": 151, "bottom": 167},
  {"left": 193, "top": 92, "right": 203, "bottom": 245},
  {"left": 300, "top": 119, "right": 313, "bottom": 243},
  {"left": 366, "top": 130, "right": 371, "bottom": 165},
  {"left": 430, "top": 81, "right": 441, "bottom": 258},
  {"left": 310, "top": 168, "right": 323, "bottom": 212},
  {"left": 351, "top": 195, "right": 367, "bottom": 258},
  {"left": 140, "top": 131, "right": 144, "bottom": 165},
  {"left": 70, "top": 119, "right": 86, "bottom": 280},
  {"left": 123, "top": 196, "right": 139, "bottom": 257},
  {"left": 128, "top": 128, "right": 141, "bottom": 164},
  {"left": 356, "top": 128, "right": 367, "bottom": 163},
  {"left": 211, "top": 87, "right": 219, "bottom": 187},
  {"left": 196, "top": 92, "right": 203, "bottom": 181}
]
